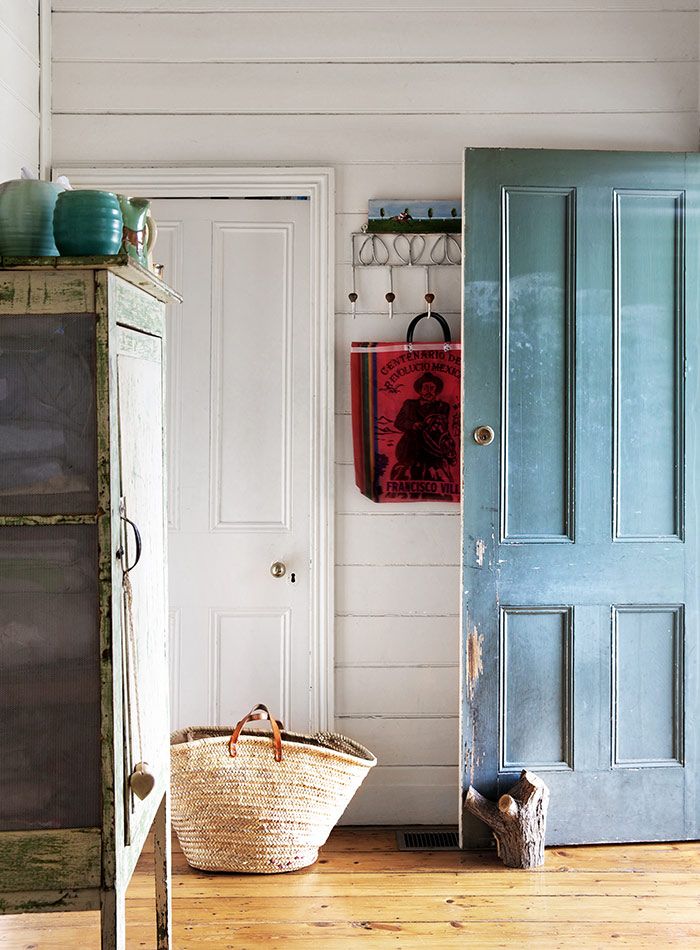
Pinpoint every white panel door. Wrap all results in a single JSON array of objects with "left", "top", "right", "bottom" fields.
[{"left": 153, "top": 198, "right": 312, "bottom": 733}]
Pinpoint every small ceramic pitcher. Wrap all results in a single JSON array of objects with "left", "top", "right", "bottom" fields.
[{"left": 117, "top": 195, "right": 157, "bottom": 268}]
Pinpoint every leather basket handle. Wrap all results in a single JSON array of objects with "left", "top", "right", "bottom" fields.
[
  {"left": 229, "top": 703, "right": 284, "bottom": 762},
  {"left": 406, "top": 311, "right": 451, "bottom": 344}
]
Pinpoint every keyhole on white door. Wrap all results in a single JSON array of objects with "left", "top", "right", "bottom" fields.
[{"left": 290, "top": 573, "right": 296, "bottom": 584}]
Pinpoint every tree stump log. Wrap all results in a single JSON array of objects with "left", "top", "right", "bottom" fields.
[{"left": 464, "top": 770, "right": 550, "bottom": 869}]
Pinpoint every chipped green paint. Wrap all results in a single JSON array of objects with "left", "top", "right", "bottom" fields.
[
  {"left": 110, "top": 271, "right": 165, "bottom": 336},
  {"left": 118, "top": 324, "right": 162, "bottom": 361},
  {"left": 0, "top": 270, "right": 94, "bottom": 313},
  {"left": 0, "top": 513, "right": 98, "bottom": 526},
  {"left": 60, "top": 278, "right": 90, "bottom": 303},
  {"left": 0, "top": 830, "right": 101, "bottom": 891},
  {"left": 0, "top": 255, "right": 181, "bottom": 305},
  {"left": 94, "top": 270, "right": 119, "bottom": 895},
  {"left": 1, "top": 254, "right": 128, "bottom": 265},
  {"left": 154, "top": 795, "right": 172, "bottom": 949},
  {"left": 0, "top": 888, "right": 100, "bottom": 914}
]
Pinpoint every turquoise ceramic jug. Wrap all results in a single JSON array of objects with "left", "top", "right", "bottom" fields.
[
  {"left": 0, "top": 179, "right": 64, "bottom": 256},
  {"left": 53, "top": 190, "right": 123, "bottom": 256},
  {"left": 118, "top": 196, "right": 156, "bottom": 268}
]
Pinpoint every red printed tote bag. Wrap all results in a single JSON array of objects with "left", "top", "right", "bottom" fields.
[{"left": 351, "top": 312, "right": 461, "bottom": 503}]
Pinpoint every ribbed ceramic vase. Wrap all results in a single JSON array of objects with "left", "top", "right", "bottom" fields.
[
  {"left": 0, "top": 180, "right": 64, "bottom": 256},
  {"left": 53, "top": 190, "right": 123, "bottom": 256}
]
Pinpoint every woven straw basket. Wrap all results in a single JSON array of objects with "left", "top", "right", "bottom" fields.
[{"left": 170, "top": 703, "right": 376, "bottom": 873}]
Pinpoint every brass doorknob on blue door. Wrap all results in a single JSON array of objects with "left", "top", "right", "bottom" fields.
[
  {"left": 270, "top": 561, "right": 287, "bottom": 578},
  {"left": 474, "top": 425, "right": 495, "bottom": 445}
]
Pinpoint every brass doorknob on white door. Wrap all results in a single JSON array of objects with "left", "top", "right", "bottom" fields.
[
  {"left": 270, "top": 561, "right": 287, "bottom": 578},
  {"left": 473, "top": 425, "right": 495, "bottom": 445}
]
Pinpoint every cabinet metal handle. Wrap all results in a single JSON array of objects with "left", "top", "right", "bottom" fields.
[{"left": 117, "top": 514, "right": 142, "bottom": 573}]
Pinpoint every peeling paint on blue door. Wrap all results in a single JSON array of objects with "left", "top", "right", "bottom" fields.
[{"left": 461, "top": 149, "right": 699, "bottom": 846}]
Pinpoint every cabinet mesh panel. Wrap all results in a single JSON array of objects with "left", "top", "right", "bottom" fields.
[
  {"left": 0, "top": 525, "right": 101, "bottom": 830},
  {"left": 0, "top": 313, "right": 97, "bottom": 515},
  {"left": 396, "top": 828, "right": 459, "bottom": 851}
]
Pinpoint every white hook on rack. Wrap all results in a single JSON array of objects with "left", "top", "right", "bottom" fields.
[
  {"left": 349, "top": 233, "right": 358, "bottom": 318},
  {"left": 385, "top": 265, "right": 395, "bottom": 319},
  {"left": 425, "top": 266, "right": 434, "bottom": 318}
]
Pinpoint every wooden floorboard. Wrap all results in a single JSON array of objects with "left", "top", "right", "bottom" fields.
[{"left": 1, "top": 828, "right": 699, "bottom": 948}]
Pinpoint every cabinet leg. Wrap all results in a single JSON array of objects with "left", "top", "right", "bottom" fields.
[
  {"left": 101, "top": 886, "right": 127, "bottom": 950},
  {"left": 154, "top": 791, "right": 172, "bottom": 949}
]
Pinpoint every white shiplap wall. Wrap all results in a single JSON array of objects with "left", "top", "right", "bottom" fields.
[
  {"left": 51, "top": 0, "right": 699, "bottom": 824},
  {"left": 0, "top": 1, "right": 40, "bottom": 179}
]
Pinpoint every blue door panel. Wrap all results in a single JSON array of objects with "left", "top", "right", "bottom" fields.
[{"left": 461, "top": 148, "right": 699, "bottom": 846}]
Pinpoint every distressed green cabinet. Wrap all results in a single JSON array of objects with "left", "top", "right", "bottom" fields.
[{"left": 0, "top": 259, "right": 180, "bottom": 948}]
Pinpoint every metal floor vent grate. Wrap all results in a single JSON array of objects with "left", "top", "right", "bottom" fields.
[{"left": 396, "top": 828, "right": 459, "bottom": 851}]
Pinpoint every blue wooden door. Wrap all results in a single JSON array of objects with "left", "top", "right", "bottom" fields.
[{"left": 461, "top": 149, "right": 700, "bottom": 845}]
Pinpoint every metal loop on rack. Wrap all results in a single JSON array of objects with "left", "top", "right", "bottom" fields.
[
  {"left": 351, "top": 231, "right": 461, "bottom": 269},
  {"left": 394, "top": 234, "right": 425, "bottom": 266},
  {"left": 430, "top": 233, "right": 462, "bottom": 266},
  {"left": 358, "top": 233, "right": 390, "bottom": 266}
]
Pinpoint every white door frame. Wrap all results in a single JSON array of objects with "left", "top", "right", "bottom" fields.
[{"left": 56, "top": 165, "right": 336, "bottom": 732}]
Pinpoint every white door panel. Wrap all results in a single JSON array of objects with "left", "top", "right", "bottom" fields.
[{"left": 154, "top": 198, "right": 312, "bottom": 734}]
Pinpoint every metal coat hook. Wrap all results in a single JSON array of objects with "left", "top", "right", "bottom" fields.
[
  {"left": 349, "top": 235, "right": 358, "bottom": 318},
  {"left": 385, "top": 266, "right": 395, "bottom": 319},
  {"left": 349, "top": 276, "right": 358, "bottom": 319},
  {"left": 425, "top": 265, "right": 434, "bottom": 317}
]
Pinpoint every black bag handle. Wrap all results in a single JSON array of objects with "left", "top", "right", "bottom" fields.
[{"left": 406, "top": 311, "right": 451, "bottom": 344}]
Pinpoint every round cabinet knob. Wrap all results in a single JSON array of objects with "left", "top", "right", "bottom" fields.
[
  {"left": 473, "top": 425, "right": 495, "bottom": 446},
  {"left": 270, "top": 561, "right": 287, "bottom": 578}
]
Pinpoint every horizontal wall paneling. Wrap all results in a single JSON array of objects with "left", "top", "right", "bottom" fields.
[
  {"left": 53, "top": 62, "right": 697, "bottom": 115},
  {"left": 50, "top": 1, "right": 700, "bottom": 12},
  {"left": 335, "top": 616, "right": 459, "bottom": 667},
  {"left": 52, "top": 11, "right": 698, "bottom": 63},
  {"left": 337, "top": 163, "right": 462, "bottom": 212},
  {"left": 336, "top": 508, "right": 460, "bottom": 564},
  {"left": 337, "top": 564, "right": 460, "bottom": 616},
  {"left": 0, "top": 24, "right": 39, "bottom": 110},
  {"left": 340, "top": 765, "right": 458, "bottom": 825},
  {"left": 0, "top": 0, "right": 39, "bottom": 180},
  {"left": 0, "top": 0, "right": 38, "bottom": 60},
  {"left": 336, "top": 717, "right": 458, "bottom": 767},
  {"left": 51, "top": 114, "right": 700, "bottom": 165},
  {"left": 336, "top": 666, "right": 459, "bottom": 717}
]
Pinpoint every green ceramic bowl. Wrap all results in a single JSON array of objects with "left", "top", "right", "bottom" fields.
[
  {"left": 53, "top": 190, "right": 123, "bottom": 256},
  {"left": 0, "top": 180, "right": 64, "bottom": 256}
]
